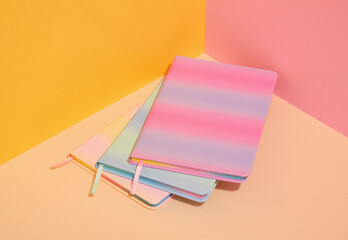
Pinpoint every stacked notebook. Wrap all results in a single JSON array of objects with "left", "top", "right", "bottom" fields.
[{"left": 53, "top": 56, "right": 277, "bottom": 209}]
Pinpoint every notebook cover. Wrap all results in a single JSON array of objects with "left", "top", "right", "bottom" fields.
[
  {"left": 97, "top": 81, "right": 217, "bottom": 202},
  {"left": 129, "top": 56, "right": 277, "bottom": 182},
  {"left": 69, "top": 104, "right": 172, "bottom": 209}
]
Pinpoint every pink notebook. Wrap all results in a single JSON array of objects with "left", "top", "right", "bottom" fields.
[
  {"left": 129, "top": 56, "right": 277, "bottom": 182},
  {"left": 53, "top": 105, "right": 172, "bottom": 209}
]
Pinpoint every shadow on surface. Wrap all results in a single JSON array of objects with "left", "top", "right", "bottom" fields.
[
  {"left": 216, "top": 181, "right": 241, "bottom": 191},
  {"left": 172, "top": 195, "right": 205, "bottom": 207}
]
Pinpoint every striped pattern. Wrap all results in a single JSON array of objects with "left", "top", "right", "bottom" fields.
[
  {"left": 130, "top": 56, "right": 277, "bottom": 180},
  {"left": 97, "top": 81, "right": 217, "bottom": 200}
]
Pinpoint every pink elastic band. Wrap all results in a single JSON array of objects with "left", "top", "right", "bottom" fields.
[
  {"left": 130, "top": 160, "right": 144, "bottom": 195},
  {"left": 51, "top": 156, "right": 74, "bottom": 169}
]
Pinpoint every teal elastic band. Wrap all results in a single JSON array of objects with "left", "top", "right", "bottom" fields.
[{"left": 90, "top": 163, "right": 104, "bottom": 195}]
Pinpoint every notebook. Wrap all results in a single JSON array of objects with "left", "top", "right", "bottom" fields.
[
  {"left": 96, "top": 81, "right": 217, "bottom": 202},
  {"left": 52, "top": 104, "right": 172, "bottom": 209},
  {"left": 129, "top": 56, "right": 277, "bottom": 182}
]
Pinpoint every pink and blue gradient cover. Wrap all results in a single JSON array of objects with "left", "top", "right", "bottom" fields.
[
  {"left": 129, "top": 56, "right": 277, "bottom": 182},
  {"left": 97, "top": 82, "right": 217, "bottom": 202}
]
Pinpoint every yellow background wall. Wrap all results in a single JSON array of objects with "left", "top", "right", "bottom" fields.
[{"left": 0, "top": 0, "right": 205, "bottom": 164}]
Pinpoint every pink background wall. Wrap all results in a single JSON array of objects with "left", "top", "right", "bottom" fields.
[{"left": 206, "top": 0, "right": 348, "bottom": 137}]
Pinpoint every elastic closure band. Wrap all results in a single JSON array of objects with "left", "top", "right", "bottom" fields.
[
  {"left": 90, "top": 163, "right": 104, "bottom": 195},
  {"left": 51, "top": 156, "right": 74, "bottom": 169},
  {"left": 130, "top": 160, "right": 144, "bottom": 195}
]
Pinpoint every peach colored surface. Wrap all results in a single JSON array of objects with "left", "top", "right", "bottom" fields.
[
  {"left": 1, "top": 54, "right": 348, "bottom": 239},
  {"left": 206, "top": 0, "right": 348, "bottom": 137}
]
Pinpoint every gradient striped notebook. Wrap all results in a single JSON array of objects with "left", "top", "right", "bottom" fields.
[
  {"left": 96, "top": 81, "right": 217, "bottom": 202},
  {"left": 129, "top": 56, "right": 277, "bottom": 182}
]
